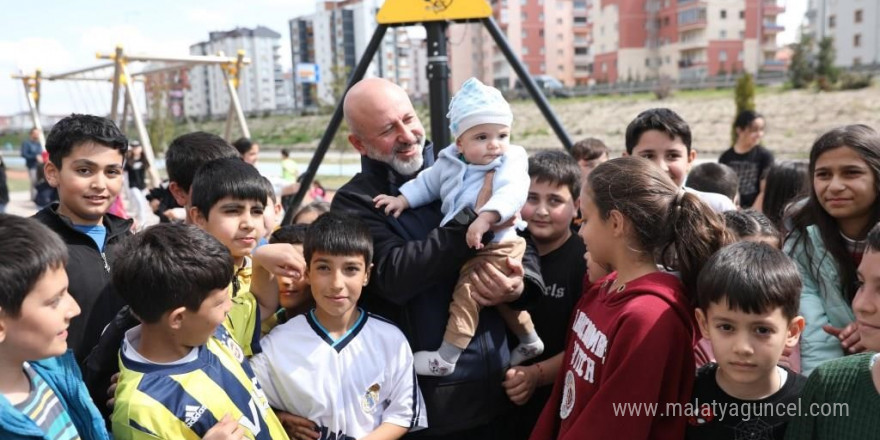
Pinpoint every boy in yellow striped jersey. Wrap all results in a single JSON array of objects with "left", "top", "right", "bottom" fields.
[{"left": 109, "top": 223, "right": 288, "bottom": 440}]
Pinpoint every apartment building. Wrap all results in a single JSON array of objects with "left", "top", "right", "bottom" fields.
[
  {"left": 185, "top": 26, "right": 284, "bottom": 118},
  {"left": 805, "top": 0, "right": 879, "bottom": 67},
  {"left": 288, "top": 0, "right": 417, "bottom": 109}
]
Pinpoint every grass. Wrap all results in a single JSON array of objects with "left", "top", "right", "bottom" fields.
[{"left": 6, "top": 176, "right": 30, "bottom": 192}]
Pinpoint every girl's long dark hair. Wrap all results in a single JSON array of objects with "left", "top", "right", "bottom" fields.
[
  {"left": 786, "top": 124, "right": 880, "bottom": 303},
  {"left": 588, "top": 156, "right": 733, "bottom": 298}
]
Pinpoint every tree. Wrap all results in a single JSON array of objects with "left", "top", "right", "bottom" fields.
[
  {"left": 732, "top": 72, "right": 756, "bottom": 144},
  {"left": 815, "top": 36, "right": 839, "bottom": 90},
  {"left": 789, "top": 34, "right": 814, "bottom": 89}
]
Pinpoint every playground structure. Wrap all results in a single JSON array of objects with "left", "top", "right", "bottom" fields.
[{"left": 11, "top": 48, "right": 253, "bottom": 186}]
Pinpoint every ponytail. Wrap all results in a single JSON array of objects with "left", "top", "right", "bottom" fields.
[{"left": 660, "top": 190, "right": 733, "bottom": 297}]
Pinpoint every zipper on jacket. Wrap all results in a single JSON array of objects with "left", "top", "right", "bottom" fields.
[{"left": 101, "top": 252, "right": 110, "bottom": 273}]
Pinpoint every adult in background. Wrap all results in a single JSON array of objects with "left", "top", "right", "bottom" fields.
[
  {"left": 331, "top": 78, "right": 543, "bottom": 439},
  {"left": 21, "top": 127, "right": 43, "bottom": 201}
]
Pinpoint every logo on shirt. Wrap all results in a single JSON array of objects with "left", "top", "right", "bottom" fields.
[
  {"left": 185, "top": 405, "right": 207, "bottom": 427},
  {"left": 360, "top": 383, "right": 381, "bottom": 415},
  {"left": 559, "top": 370, "right": 576, "bottom": 420},
  {"left": 544, "top": 283, "right": 566, "bottom": 299}
]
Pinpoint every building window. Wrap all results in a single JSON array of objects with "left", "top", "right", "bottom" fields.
[
  {"left": 854, "top": 57, "right": 862, "bottom": 66},
  {"left": 720, "top": 9, "right": 726, "bottom": 19},
  {"left": 645, "top": 58, "right": 651, "bottom": 67},
  {"left": 664, "top": 16, "right": 670, "bottom": 26},
  {"left": 557, "top": 34, "right": 564, "bottom": 40},
  {"left": 720, "top": 30, "right": 727, "bottom": 39},
  {"left": 522, "top": 46, "right": 529, "bottom": 55},
  {"left": 540, "top": 13, "right": 544, "bottom": 21},
  {"left": 828, "top": 15, "right": 835, "bottom": 28},
  {"left": 558, "top": 64, "right": 564, "bottom": 71},
  {"left": 539, "top": 29, "right": 544, "bottom": 37},
  {"left": 738, "top": 50, "right": 744, "bottom": 61},
  {"left": 740, "top": 30, "right": 745, "bottom": 39},
  {"left": 719, "top": 50, "right": 727, "bottom": 62},
  {"left": 520, "top": 0, "right": 527, "bottom": 4},
  {"left": 521, "top": 12, "right": 527, "bottom": 21},
  {"left": 855, "top": 9, "right": 863, "bottom": 23},
  {"left": 739, "top": 10, "right": 744, "bottom": 19},
  {"left": 557, "top": 18, "right": 563, "bottom": 24},
  {"left": 522, "top": 30, "right": 528, "bottom": 39},
  {"left": 540, "top": 47, "right": 545, "bottom": 55},
  {"left": 854, "top": 34, "right": 861, "bottom": 47}
]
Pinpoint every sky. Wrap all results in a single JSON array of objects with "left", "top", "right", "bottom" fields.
[{"left": 1, "top": 0, "right": 808, "bottom": 116}]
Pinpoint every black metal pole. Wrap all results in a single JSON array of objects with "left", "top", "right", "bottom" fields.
[
  {"left": 282, "top": 24, "right": 389, "bottom": 225},
  {"left": 482, "top": 17, "right": 573, "bottom": 151},
  {"left": 425, "top": 21, "right": 450, "bottom": 150}
]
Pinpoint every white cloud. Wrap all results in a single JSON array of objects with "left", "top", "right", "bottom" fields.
[
  {"left": 80, "top": 24, "right": 191, "bottom": 58},
  {"left": 0, "top": 38, "right": 73, "bottom": 73}
]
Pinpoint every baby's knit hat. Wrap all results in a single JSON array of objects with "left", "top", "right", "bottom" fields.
[{"left": 447, "top": 77, "right": 513, "bottom": 139}]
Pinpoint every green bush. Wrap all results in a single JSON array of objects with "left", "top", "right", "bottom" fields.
[{"left": 838, "top": 72, "right": 874, "bottom": 90}]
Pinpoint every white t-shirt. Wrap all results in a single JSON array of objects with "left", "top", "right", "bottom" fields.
[
  {"left": 250, "top": 309, "right": 427, "bottom": 439},
  {"left": 684, "top": 186, "right": 737, "bottom": 213}
]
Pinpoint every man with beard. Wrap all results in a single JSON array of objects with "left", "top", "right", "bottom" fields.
[{"left": 330, "top": 78, "right": 542, "bottom": 439}]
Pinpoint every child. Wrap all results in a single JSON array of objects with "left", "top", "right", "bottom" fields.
[
  {"left": 686, "top": 162, "right": 740, "bottom": 205},
  {"left": 723, "top": 210, "right": 781, "bottom": 248},
  {"left": 264, "top": 224, "right": 313, "bottom": 331},
  {"left": 687, "top": 241, "right": 807, "bottom": 440},
  {"left": 374, "top": 77, "right": 541, "bottom": 376},
  {"left": 784, "top": 124, "right": 880, "bottom": 375},
  {"left": 531, "top": 156, "right": 732, "bottom": 440},
  {"left": 280, "top": 149, "right": 298, "bottom": 183},
  {"left": 501, "top": 150, "right": 586, "bottom": 440},
  {"left": 250, "top": 212, "right": 427, "bottom": 439},
  {"left": 570, "top": 137, "right": 609, "bottom": 176},
  {"left": 625, "top": 108, "right": 736, "bottom": 213},
  {"left": 720, "top": 110, "right": 774, "bottom": 209},
  {"left": 33, "top": 114, "right": 132, "bottom": 364},
  {"left": 292, "top": 200, "right": 330, "bottom": 225},
  {"left": 234, "top": 137, "right": 260, "bottom": 165},
  {"left": 0, "top": 214, "right": 109, "bottom": 440},
  {"left": 756, "top": 160, "right": 809, "bottom": 232},
  {"left": 260, "top": 176, "right": 283, "bottom": 243},
  {"left": 124, "top": 140, "right": 153, "bottom": 230},
  {"left": 164, "top": 131, "right": 240, "bottom": 215},
  {"left": 784, "top": 222, "right": 880, "bottom": 439},
  {"left": 110, "top": 223, "right": 288, "bottom": 440},
  {"left": 190, "top": 157, "right": 268, "bottom": 283}
]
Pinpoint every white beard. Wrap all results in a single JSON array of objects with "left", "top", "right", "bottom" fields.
[{"left": 365, "top": 136, "right": 426, "bottom": 177}]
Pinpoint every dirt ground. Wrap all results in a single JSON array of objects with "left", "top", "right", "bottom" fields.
[{"left": 510, "top": 85, "right": 880, "bottom": 158}]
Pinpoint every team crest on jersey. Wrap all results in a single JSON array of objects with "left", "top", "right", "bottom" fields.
[
  {"left": 222, "top": 336, "right": 245, "bottom": 363},
  {"left": 360, "top": 383, "right": 381, "bottom": 415},
  {"left": 560, "top": 370, "right": 576, "bottom": 419}
]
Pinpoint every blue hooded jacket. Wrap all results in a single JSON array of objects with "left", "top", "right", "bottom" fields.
[{"left": 0, "top": 351, "right": 110, "bottom": 440}]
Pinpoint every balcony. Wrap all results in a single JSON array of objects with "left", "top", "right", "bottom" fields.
[
  {"left": 677, "top": 0, "right": 707, "bottom": 11},
  {"left": 762, "top": 59, "right": 786, "bottom": 71},
  {"left": 763, "top": 1, "right": 785, "bottom": 16},
  {"left": 678, "top": 37, "right": 707, "bottom": 51},
  {"left": 763, "top": 22, "right": 784, "bottom": 34},
  {"left": 678, "top": 18, "right": 707, "bottom": 32}
]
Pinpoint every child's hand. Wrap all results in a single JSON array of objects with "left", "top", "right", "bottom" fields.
[
  {"left": 467, "top": 217, "right": 492, "bottom": 249},
  {"left": 253, "top": 243, "right": 305, "bottom": 279},
  {"left": 824, "top": 322, "right": 866, "bottom": 353},
  {"left": 503, "top": 366, "right": 539, "bottom": 405},
  {"left": 275, "top": 410, "right": 320, "bottom": 440},
  {"left": 202, "top": 414, "right": 245, "bottom": 440},
  {"left": 373, "top": 194, "right": 409, "bottom": 217}
]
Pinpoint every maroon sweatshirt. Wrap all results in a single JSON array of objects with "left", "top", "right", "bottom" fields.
[{"left": 530, "top": 271, "right": 696, "bottom": 440}]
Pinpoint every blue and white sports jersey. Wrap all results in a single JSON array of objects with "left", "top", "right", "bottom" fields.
[{"left": 251, "top": 309, "right": 427, "bottom": 439}]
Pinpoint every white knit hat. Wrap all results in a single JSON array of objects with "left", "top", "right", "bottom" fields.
[{"left": 447, "top": 77, "right": 513, "bottom": 139}]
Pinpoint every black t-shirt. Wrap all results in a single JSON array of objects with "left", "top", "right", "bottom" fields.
[
  {"left": 686, "top": 363, "right": 807, "bottom": 440},
  {"left": 719, "top": 145, "right": 774, "bottom": 208},
  {"left": 125, "top": 157, "right": 148, "bottom": 190},
  {"left": 503, "top": 230, "right": 586, "bottom": 440}
]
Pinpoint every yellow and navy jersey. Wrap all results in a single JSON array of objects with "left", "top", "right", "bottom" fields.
[{"left": 111, "top": 289, "right": 286, "bottom": 439}]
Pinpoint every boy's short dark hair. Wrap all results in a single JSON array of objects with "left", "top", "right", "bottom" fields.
[
  {"left": 686, "top": 162, "right": 739, "bottom": 201},
  {"left": 697, "top": 241, "right": 801, "bottom": 320},
  {"left": 281, "top": 149, "right": 290, "bottom": 157},
  {"left": 528, "top": 150, "right": 582, "bottom": 200},
  {"left": 233, "top": 137, "right": 255, "bottom": 156},
  {"left": 624, "top": 108, "right": 692, "bottom": 154},
  {"left": 45, "top": 114, "right": 128, "bottom": 168},
  {"left": 867, "top": 222, "right": 880, "bottom": 253},
  {"left": 113, "top": 223, "right": 233, "bottom": 323},
  {"left": 165, "top": 132, "right": 239, "bottom": 192},
  {"left": 723, "top": 210, "right": 780, "bottom": 243},
  {"left": 304, "top": 212, "right": 373, "bottom": 267},
  {"left": 270, "top": 224, "right": 309, "bottom": 245},
  {"left": 570, "top": 138, "right": 609, "bottom": 162},
  {"left": 191, "top": 158, "right": 270, "bottom": 219},
  {"left": 0, "top": 214, "right": 68, "bottom": 317}
]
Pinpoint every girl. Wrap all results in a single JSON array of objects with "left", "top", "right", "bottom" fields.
[
  {"left": 756, "top": 160, "right": 809, "bottom": 232},
  {"left": 784, "top": 124, "right": 880, "bottom": 375},
  {"left": 719, "top": 110, "right": 774, "bottom": 209},
  {"left": 531, "top": 156, "right": 731, "bottom": 440}
]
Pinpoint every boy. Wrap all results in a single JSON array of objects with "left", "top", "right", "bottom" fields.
[
  {"left": 262, "top": 224, "right": 313, "bottom": 335},
  {"left": 570, "top": 137, "right": 609, "bottom": 177},
  {"left": 374, "top": 77, "right": 541, "bottom": 376},
  {"left": 686, "top": 162, "right": 740, "bottom": 206},
  {"left": 110, "top": 223, "right": 288, "bottom": 440},
  {"left": 501, "top": 150, "right": 586, "bottom": 440},
  {"left": 689, "top": 241, "right": 806, "bottom": 440},
  {"left": 164, "top": 131, "right": 240, "bottom": 221},
  {"left": 190, "top": 157, "right": 268, "bottom": 289},
  {"left": 784, "top": 223, "right": 880, "bottom": 439},
  {"left": 33, "top": 114, "right": 132, "bottom": 364},
  {"left": 624, "top": 108, "right": 736, "bottom": 213},
  {"left": 0, "top": 214, "right": 109, "bottom": 440},
  {"left": 250, "top": 212, "right": 426, "bottom": 439}
]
